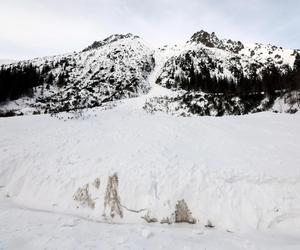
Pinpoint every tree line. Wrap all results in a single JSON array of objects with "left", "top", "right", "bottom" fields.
[
  {"left": 175, "top": 53, "right": 300, "bottom": 97},
  {"left": 0, "top": 64, "right": 42, "bottom": 102},
  {"left": 0, "top": 63, "right": 70, "bottom": 102},
  {"left": 0, "top": 54, "right": 299, "bottom": 103}
]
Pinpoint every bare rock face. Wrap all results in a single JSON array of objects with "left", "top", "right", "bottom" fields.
[
  {"left": 82, "top": 33, "right": 140, "bottom": 52},
  {"left": 189, "top": 30, "right": 244, "bottom": 53},
  {"left": 190, "top": 30, "right": 217, "bottom": 48}
]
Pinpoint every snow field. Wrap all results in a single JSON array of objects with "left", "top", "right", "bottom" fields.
[
  {"left": 0, "top": 101, "right": 299, "bottom": 232},
  {"left": 1, "top": 200, "right": 300, "bottom": 250}
]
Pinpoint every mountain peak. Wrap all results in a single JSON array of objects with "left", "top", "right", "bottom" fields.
[
  {"left": 189, "top": 30, "right": 219, "bottom": 48},
  {"left": 83, "top": 33, "right": 140, "bottom": 52},
  {"left": 189, "top": 30, "right": 244, "bottom": 53}
]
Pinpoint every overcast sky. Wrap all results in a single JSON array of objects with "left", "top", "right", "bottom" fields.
[{"left": 0, "top": 0, "right": 299, "bottom": 60}]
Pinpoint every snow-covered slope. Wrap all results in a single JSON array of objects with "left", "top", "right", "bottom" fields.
[
  {"left": 1, "top": 30, "right": 299, "bottom": 117},
  {"left": 1, "top": 200, "right": 299, "bottom": 250},
  {"left": 147, "top": 31, "right": 300, "bottom": 116},
  {"left": 0, "top": 31, "right": 300, "bottom": 249},
  {"left": 0, "top": 34, "right": 154, "bottom": 115},
  {"left": 0, "top": 99, "right": 300, "bottom": 231},
  {"left": 156, "top": 30, "right": 297, "bottom": 88}
]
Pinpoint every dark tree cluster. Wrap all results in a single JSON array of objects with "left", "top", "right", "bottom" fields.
[
  {"left": 56, "top": 72, "right": 69, "bottom": 87},
  {"left": 0, "top": 64, "right": 42, "bottom": 102},
  {"left": 175, "top": 57, "right": 300, "bottom": 98},
  {"left": 175, "top": 61, "right": 237, "bottom": 95},
  {"left": 0, "top": 60, "right": 74, "bottom": 103}
]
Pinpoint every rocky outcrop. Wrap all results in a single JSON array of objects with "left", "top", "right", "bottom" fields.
[
  {"left": 189, "top": 30, "right": 244, "bottom": 53},
  {"left": 82, "top": 33, "right": 140, "bottom": 52}
]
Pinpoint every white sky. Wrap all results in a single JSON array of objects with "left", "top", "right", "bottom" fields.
[{"left": 0, "top": 0, "right": 299, "bottom": 60}]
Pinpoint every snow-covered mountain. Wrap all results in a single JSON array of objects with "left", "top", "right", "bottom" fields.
[
  {"left": 1, "top": 31, "right": 300, "bottom": 250},
  {"left": 157, "top": 30, "right": 297, "bottom": 87},
  {"left": 147, "top": 31, "right": 299, "bottom": 116},
  {"left": 0, "top": 33, "right": 154, "bottom": 115},
  {"left": 0, "top": 30, "right": 299, "bottom": 116}
]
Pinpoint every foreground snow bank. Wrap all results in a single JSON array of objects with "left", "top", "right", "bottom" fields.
[
  {"left": 1, "top": 200, "right": 299, "bottom": 250},
  {"left": 0, "top": 102, "right": 300, "bottom": 233}
]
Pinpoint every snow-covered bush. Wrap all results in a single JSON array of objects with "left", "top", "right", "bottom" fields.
[
  {"left": 103, "top": 173, "right": 123, "bottom": 219},
  {"left": 160, "top": 217, "right": 172, "bottom": 224},
  {"left": 73, "top": 184, "right": 95, "bottom": 209},
  {"left": 174, "top": 199, "right": 196, "bottom": 224},
  {"left": 93, "top": 177, "right": 100, "bottom": 189},
  {"left": 141, "top": 211, "right": 158, "bottom": 223}
]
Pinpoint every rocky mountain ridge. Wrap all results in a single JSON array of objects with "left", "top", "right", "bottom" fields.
[
  {"left": 189, "top": 30, "right": 245, "bottom": 53},
  {"left": 0, "top": 34, "right": 154, "bottom": 115},
  {"left": 82, "top": 33, "right": 140, "bottom": 52},
  {"left": 0, "top": 30, "right": 299, "bottom": 116}
]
